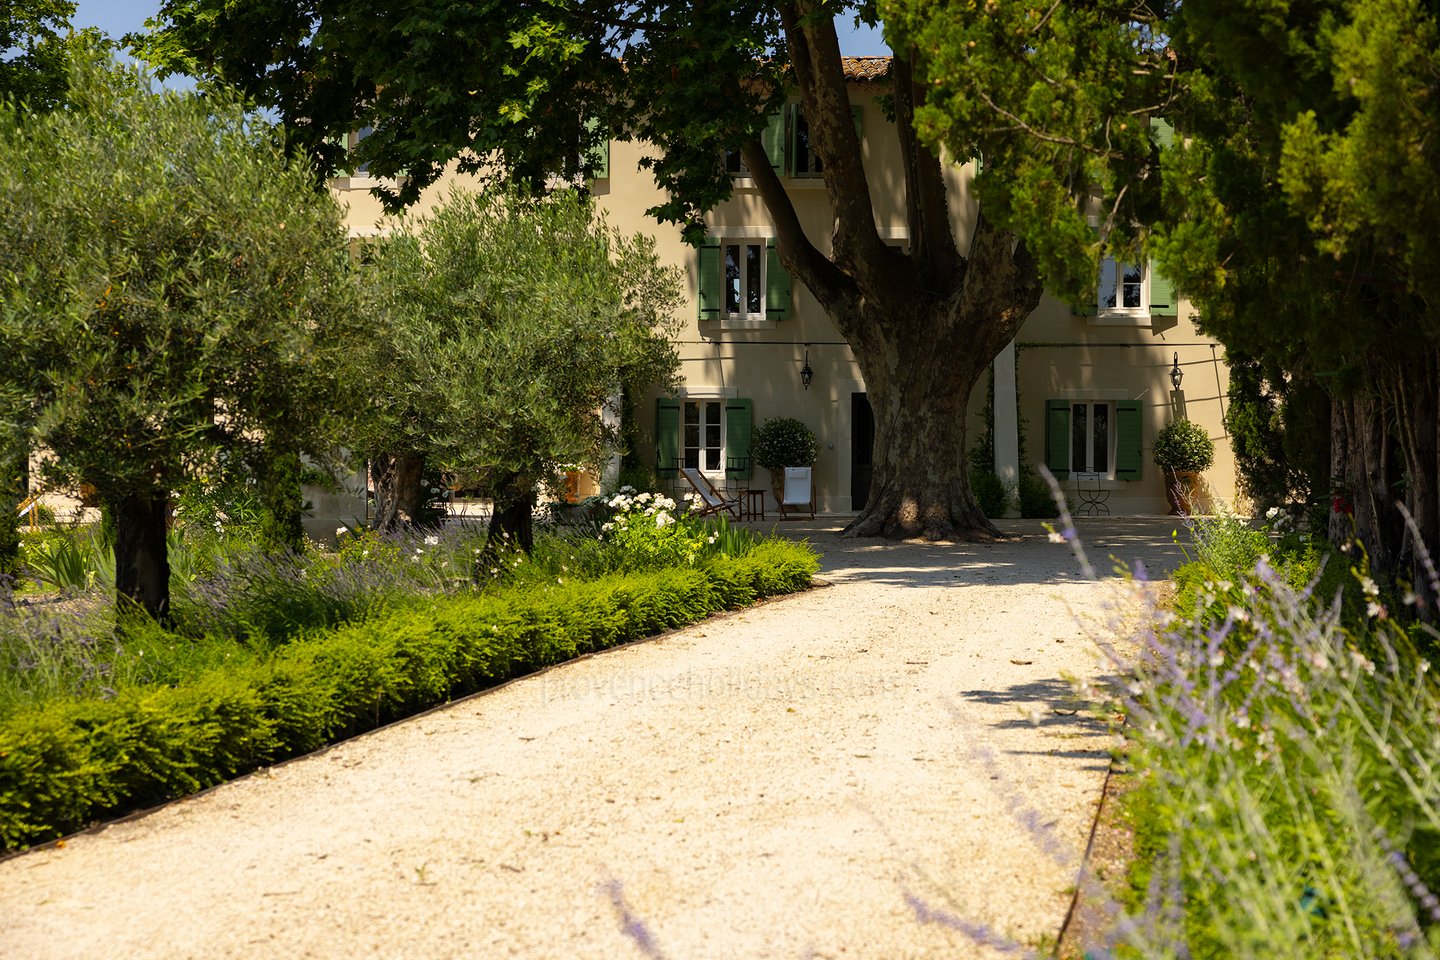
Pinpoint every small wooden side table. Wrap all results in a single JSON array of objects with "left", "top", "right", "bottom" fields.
[{"left": 740, "top": 489, "right": 765, "bottom": 520}]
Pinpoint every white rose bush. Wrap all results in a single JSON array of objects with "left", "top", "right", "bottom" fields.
[{"left": 600, "top": 487, "right": 723, "bottom": 570}]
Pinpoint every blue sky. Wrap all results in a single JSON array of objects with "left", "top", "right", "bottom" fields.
[{"left": 73, "top": 1, "right": 891, "bottom": 56}]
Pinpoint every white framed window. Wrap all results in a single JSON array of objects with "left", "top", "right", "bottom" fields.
[
  {"left": 1098, "top": 258, "right": 1146, "bottom": 317},
  {"left": 1086, "top": 257, "right": 1178, "bottom": 324},
  {"left": 683, "top": 399, "right": 725, "bottom": 474},
  {"left": 698, "top": 236, "right": 790, "bottom": 327},
  {"left": 657, "top": 395, "right": 753, "bottom": 483},
  {"left": 1069, "top": 401, "right": 1116, "bottom": 478},
  {"left": 723, "top": 240, "right": 766, "bottom": 321}
]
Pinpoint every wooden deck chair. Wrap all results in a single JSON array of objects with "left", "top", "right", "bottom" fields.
[
  {"left": 779, "top": 466, "right": 815, "bottom": 520},
  {"left": 679, "top": 466, "right": 740, "bottom": 518}
]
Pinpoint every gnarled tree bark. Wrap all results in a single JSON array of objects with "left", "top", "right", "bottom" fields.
[
  {"left": 113, "top": 492, "right": 170, "bottom": 623},
  {"left": 371, "top": 452, "right": 430, "bottom": 533},
  {"left": 738, "top": 4, "right": 1044, "bottom": 540}
]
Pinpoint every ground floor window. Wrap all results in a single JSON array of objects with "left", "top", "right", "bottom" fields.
[
  {"left": 1045, "top": 398, "right": 1143, "bottom": 482},
  {"left": 684, "top": 399, "right": 724, "bottom": 472},
  {"left": 1070, "top": 401, "right": 1113, "bottom": 477},
  {"left": 656, "top": 397, "right": 753, "bottom": 481}
]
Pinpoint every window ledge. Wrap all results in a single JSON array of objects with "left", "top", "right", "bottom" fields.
[
  {"left": 1087, "top": 310, "right": 1154, "bottom": 327},
  {"left": 715, "top": 315, "right": 779, "bottom": 331},
  {"left": 331, "top": 174, "right": 409, "bottom": 192}
]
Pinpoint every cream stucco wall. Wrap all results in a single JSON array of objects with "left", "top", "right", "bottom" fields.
[
  {"left": 330, "top": 80, "right": 1237, "bottom": 519},
  {"left": 1012, "top": 299, "right": 1238, "bottom": 516}
]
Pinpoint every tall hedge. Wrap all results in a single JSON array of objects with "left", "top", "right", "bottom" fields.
[{"left": 0, "top": 541, "right": 816, "bottom": 850}]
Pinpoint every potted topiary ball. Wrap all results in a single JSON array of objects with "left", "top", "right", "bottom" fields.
[
  {"left": 751, "top": 416, "right": 818, "bottom": 505},
  {"left": 1152, "top": 418, "right": 1215, "bottom": 515}
]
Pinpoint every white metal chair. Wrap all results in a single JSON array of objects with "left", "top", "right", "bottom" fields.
[{"left": 779, "top": 466, "right": 815, "bottom": 520}]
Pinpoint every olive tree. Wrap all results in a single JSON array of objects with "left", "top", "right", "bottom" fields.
[
  {"left": 355, "top": 186, "right": 681, "bottom": 550},
  {"left": 0, "top": 61, "right": 356, "bottom": 620}
]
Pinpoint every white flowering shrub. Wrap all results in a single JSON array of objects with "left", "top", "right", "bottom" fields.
[{"left": 599, "top": 486, "right": 716, "bottom": 570}]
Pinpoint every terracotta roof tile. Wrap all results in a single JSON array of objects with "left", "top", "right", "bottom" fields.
[{"left": 840, "top": 56, "right": 892, "bottom": 81}]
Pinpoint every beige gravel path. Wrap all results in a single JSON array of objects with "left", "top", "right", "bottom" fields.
[{"left": 0, "top": 517, "right": 1184, "bottom": 960}]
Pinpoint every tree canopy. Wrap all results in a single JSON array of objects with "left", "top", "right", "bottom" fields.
[
  {"left": 0, "top": 0, "right": 108, "bottom": 110},
  {"left": 1151, "top": 0, "right": 1440, "bottom": 590},
  {"left": 139, "top": 0, "right": 1065, "bottom": 540},
  {"left": 0, "top": 61, "right": 357, "bottom": 618},
  {"left": 881, "top": 0, "right": 1178, "bottom": 300},
  {"left": 888, "top": 0, "right": 1440, "bottom": 590}
]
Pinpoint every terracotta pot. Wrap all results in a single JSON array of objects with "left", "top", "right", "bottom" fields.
[{"left": 1163, "top": 468, "right": 1200, "bottom": 515}]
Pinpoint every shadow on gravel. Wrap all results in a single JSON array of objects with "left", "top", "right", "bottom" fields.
[{"left": 742, "top": 515, "right": 1190, "bottom": 588}]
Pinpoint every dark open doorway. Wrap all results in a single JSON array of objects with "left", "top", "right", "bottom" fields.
[{"left": 851, "top": 392, "right": 874, "bottom": 510}]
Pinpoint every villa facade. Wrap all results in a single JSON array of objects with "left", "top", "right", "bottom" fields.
[{"left": 332, "top": 57, "right": 1237, "bottom": 519}]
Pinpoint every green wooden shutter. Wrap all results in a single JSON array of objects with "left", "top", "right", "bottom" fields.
[
  {"left": 761, "top": 110, "right": 786, "bottom": 174},
  {"left": 1045, "top": 400, "right": 1071, "bottom": 481},
  {"left": 1148, "top": 261, "right": 1177, "bottom": 317},
  {"left": 852, "top": 104, "right": 863, "bottom": 138},
  {"left": 725, "top": 399, "right": 753, "bottom": 480},
  {"left": 655, "top": 398, "right": 681, "bottom": 476},
  {"left": 765, "top": 239, "right": 791, "bottom": 319},
  {"left": 786, "top": 103, "right": 799, "bottom": 177},
  {"left": 698, "top": 241, "right": 721, "bottom": 320},
  {"left": 1115, "top": 401, "right": 1143, "bottom": 481},
  {"left": 584, "top": 117, "right": 609, "bottom": 179},
  {"left": 330, "top": 133, "right": 351, "bottom": 177},
  {"left": 1151, "top": 117, "right": 1175, "bottom": 151}
]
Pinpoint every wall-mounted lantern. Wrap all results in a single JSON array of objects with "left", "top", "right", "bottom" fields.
[
  {"left": 800, "top": 344, "right": 814, "bottom": 391},
  {"left": 1170, "top": 351, "right": 1184, "bottom": 391}
]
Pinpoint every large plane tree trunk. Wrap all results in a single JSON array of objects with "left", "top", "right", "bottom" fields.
[
  {"left": 842, "top": 286, "right": 1027, "bottom": 540},
  {"left": 743, "top": 9, "right": 1043, "bottom": 540}
]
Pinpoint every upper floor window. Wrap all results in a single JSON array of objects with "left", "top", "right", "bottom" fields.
[
  {"left": 697, "top": 236, "right": 792, "bottom": 327},
  {"left": 1099, "top": 258, "right": 1145, "bottom": 316},
  {"left": 791, "top": 108, "right": 822, "bottom": 177},
  {"left": 1080, "top": 257, "right": 1178, "bottom": 324},
  {"left": 722, "top": 103, "right": 862, "bottom": 180},
  {"left": 724, "top": 241, "right": 765, "bottom": 318}
]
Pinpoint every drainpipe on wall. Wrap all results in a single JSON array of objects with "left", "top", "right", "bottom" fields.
[{"left": 993, "top": 340, "right": 1021, "bottom": 519}]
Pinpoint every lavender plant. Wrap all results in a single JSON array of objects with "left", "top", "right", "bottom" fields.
[{"left": 939, "top": 474, "right": 1440, "bottom": 958}]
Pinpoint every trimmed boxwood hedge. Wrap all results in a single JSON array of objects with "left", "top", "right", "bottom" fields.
[{"left": 0, "top": 541, "right": 817, "bottom": 851}]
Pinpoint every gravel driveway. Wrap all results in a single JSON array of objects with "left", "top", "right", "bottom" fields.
[{"left": 0, "top": 517, "right": 1185, "bottom": 960}]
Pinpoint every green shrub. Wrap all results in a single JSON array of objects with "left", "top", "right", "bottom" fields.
[
  {"left": 1153, "top": 418, "right": 1217, "bottom": 473},
  {"left": 751, "top": 416, "right": 818, "bottom": 471},
  {"left": 20, "top": 533, "right": 96, "bottom": 593},
  {"left": 0, "top": 540, "right": 818, "bottom": 849},
  {"left": 968, "top": 466, "right": 1008, "bottom": 517},
  {"left": 1118, "top": 546, "right": 1440, "bottom": 957},
  {"left": 1018, "top": 467, "right": 1060, "bottom": 519}
]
